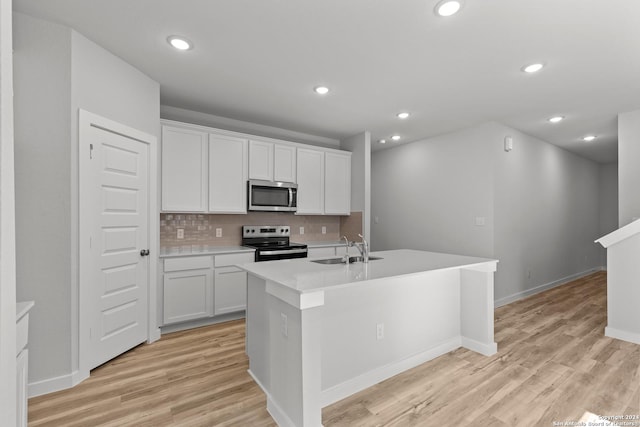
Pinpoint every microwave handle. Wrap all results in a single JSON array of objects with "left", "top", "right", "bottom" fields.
[{"left": 288, "top": 187, "right": 293, "bottom": 207}]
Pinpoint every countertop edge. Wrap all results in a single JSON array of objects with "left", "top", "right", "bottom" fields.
[
  {"left": 16, "top": 301, "right": 35, "bottom": 321},
  {"left": 159, "top": 246, "right": 254, "bottom": 258}
]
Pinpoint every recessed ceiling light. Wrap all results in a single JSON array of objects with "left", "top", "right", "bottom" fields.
[
  {"left": 583, "top": 135, "right": 596, "bottom": 142},
  {"left": 397, "top": 112, "right": 410, "bottom": 119},
  {"left": 548, "top": 116, "right": 564, "bottom": 123},
  {"left": 167, "top": 36, "right": 192, "bottom": 51},
  {"left": 391, "top": 135, "right": 401, "bottom": 141},
  {"left": 435, "top": 0, "right": 463, "bottom": 17},
  {"left": 314, "top": 86, "right": 330, "bottom": 95},
  {"left": 379, "top": 139, "right": 386, "bottom": 144},
  {"left": 522, "top": 63, "right": 544, "bottom": 73}
]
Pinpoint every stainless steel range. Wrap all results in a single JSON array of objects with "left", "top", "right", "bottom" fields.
[{"left": 242, "top": 225, "right": 308, "bottom": 262}]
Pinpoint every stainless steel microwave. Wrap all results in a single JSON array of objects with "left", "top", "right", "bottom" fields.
[{"left": 248, "top": 180, "right": 297, "bottom": 212}]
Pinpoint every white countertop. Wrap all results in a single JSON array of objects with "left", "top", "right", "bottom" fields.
[
  {"left": 159, "top": 245, "right": 253, "bottom": 258},
  {"left": 240, "top": 249, "right": 497, "bottom": 293},
  {"left": 303, "top": 241, "right": 348, "bottom": 248},
  {"left": 16, "top": 300, "right": 35, "bottom": 321}
]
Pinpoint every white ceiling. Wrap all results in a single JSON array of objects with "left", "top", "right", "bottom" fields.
[{"left": 14, "top": 0, "right": 640, "bottom": 163}]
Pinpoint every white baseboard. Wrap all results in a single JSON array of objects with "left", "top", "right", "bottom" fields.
[
  {"left": 248, "top": 370, "right": 301, "bottom": 427},
  {"left": 28, "top": 369, "right": 89, "bottom": 398},
  {"left": 319, "top": 337, "right": 461, "bottom": 408},
  {"left": 605, "top": 327, "right": 640, "bottom": 345},
  {"left": 494, "top": 268, "right": 603, "bottom": 308},
  {"left": 160, "top": 311, "right": 245, "bottom": 334},
  {"left": 461, "top": 337, "right": 497, "bottom": 356},
  {"left": 266, "top": 395, "right": 299, "bottom": 427}
]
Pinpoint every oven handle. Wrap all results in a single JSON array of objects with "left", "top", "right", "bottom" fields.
[{"left": 260, "top": 248, "right": 308, "bottom": 256}]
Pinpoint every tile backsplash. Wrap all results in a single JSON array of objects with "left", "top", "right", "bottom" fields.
[{"left": 160, "top": 211, "right": 363, "bottom": 247}]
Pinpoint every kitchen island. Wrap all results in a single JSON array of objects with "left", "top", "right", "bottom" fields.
[{"left": 240, "top": 249, "right": 498, "bottom": 427}]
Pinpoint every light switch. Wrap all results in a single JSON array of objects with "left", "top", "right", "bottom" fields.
[
  {"left": 475, "top": 217, "right": 486, "bottom": 226},
  {"left": 321, "top": 226, "right": 326, "bottom": 234}
]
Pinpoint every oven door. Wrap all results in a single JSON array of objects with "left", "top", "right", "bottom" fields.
[{"left": 248, "top": 180, "right": 297, "bottom": 212}]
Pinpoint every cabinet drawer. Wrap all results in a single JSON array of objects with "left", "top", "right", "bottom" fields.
[
  {"left": 164, "top": 256, "right": 212, "bottom": 272},
  {"left": 214, "top": 252, "right": 254, "bottom": 267}
]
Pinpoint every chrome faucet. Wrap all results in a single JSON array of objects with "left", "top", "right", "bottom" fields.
[
  {"left": 341, "top": 235, "right": 351, "bottom": 264},
  {"left": 355, "top": 234, "right": 369, "bottom": 263}
]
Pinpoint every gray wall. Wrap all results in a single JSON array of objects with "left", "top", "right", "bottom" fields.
[
  {"left": 371, "top": 123, "right": 494, "bottom": 258},
  {"left": 599, "top": 163, "right": 619, "bottom": 265},
  {"left": 0, "top": 0, "right": 17, "bottom": 420},
  {"left": 14, "top": 13, "right": 73, "bottom": 383},
  {"left": 372, "top": 121, "right": 604, "bottom": 304},
  {"left": 14, "top": 12, "right": 159, "bottom": 389},
  {"left": 340, "top": 132, "right": 371, "bottom": 240},
  {"left": 618, "top": 109, "right": 640, "bottom": 226},
  {"left": 491, "top": 123, "right": 600, "bottom": 302}
]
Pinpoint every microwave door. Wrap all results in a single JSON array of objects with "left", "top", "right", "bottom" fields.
[{"left": 251, "top": 184, "right": 292, "bottom": 211}]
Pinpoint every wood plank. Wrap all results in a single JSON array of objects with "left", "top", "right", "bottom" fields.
[{"left": 29, "top": 272, "right": 640, "bottom": 426}]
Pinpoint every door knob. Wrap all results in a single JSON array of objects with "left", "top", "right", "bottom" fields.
[{"left": 140, "top": 249, "right": 150, "bottom": 256}]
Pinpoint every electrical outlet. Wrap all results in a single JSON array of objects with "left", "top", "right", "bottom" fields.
[
  {"left": 321, "top": 226, "right": 327, "bottom": 234},
  {"left": 281, "top": 313, "right": 288, "bottom": 338},
  {"left": 299, "top": 226, "right": 305, "bottom": 235},
  {"left": 475, "top": 217, "right": 486, "bottom": 226},
  {"left": 376, "top": 323, "right": 384, "bottom": 340},
  {"left": 177, "top": 228, "right": 184, "bottom": 239},
  {"left": 216, "top": 228, "right": 222, "bottom": 238}
]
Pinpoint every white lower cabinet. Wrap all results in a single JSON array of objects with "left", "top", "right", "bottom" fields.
[
  {"left": 162, "top": 252, "right": 253, "bottom": 326},
  {"left": 214, "top": 252, "right": 253, "bottom": 315},
  {"left": 215, "top": 267, "right": 247, "bottom": 315},
  {"left": 163, "top": 269, "right": 214, "bottom": 324},
  {"left": 163, "top": 256, "right": 214, "bottom": 324}
]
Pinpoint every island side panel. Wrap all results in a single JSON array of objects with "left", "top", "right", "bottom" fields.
[
  {"left": 460, "top": 265, "right": 498, "bottom": 355},
  {"left": 247, "top": 274, "right": 270, "bottom": 391},
  {"left": 319, "top": 269, "right": 462, "bottom": 406},
  {"left": 267, "top": 294, "right": 323, "bottom": 427}
]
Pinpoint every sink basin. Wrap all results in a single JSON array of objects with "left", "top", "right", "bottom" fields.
[
  {"left": 311, "top": 256, "right": 383, "bottom": 265},
  {"left": 311, "top": 257, "right": 344, "bottom": 265}
]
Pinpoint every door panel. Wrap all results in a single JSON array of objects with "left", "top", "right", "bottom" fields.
[{"left": 85, "top": 124, "right": 149, "bottom": 370}]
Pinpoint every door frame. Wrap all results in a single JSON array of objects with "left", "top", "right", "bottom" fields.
[{"left": 78, "top": 109, "right": 159, "bottom": 378}]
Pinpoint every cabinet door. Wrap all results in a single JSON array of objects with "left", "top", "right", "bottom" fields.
[
  {"left": 325, "top": 152, "right": 351, "bottom": 215},
  {"left": 296, "top": 148, "right": 324, "bottom": 214},
  {"left": 249, "top": 140, "right": 273, "bottom": 181},
  {"left": 274, "top": 144, "right": 297, "bottom": 183},
  {"left": 163, "top": 269, "right": 213, "bottom": 324},
  {"left": 209, "top": 134, "right": 248, "bottom": 213},
  {"left": 214, "top": 267, "right": 247, "bottom": 315},
  {"left": 161, "top": 126, "right": 208, "bottom": 212}
]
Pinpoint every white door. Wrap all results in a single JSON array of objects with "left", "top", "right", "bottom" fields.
[{"left": 80, "top": 114, "right": 150, "bottom": 370}]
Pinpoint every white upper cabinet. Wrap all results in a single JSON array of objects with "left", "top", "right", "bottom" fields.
[
  {"left": 249, "top": 140, "right": 297, "bottom": 183},
  {"left": 324, "top": 151, "right": 351, "bottom": 215},
  {"left": 209, "top": 134, "right": 248, "bottom": 213},
  {"left": 274, "top": 144, "right": 296, "bottom": 183},
  {"left": 296, "top": 148, "right": 325, "bottom": 214},
  {"left": 248, "top": 140, "right": 273, "bottom": 181},
  {"left": 161, "top": 126, "right": 208, "bottom": 212}
]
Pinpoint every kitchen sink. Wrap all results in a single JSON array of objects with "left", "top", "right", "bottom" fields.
[
  {"left": 311, "top": 256, "right": 383, "bottom": 265},
  {"left": 311, "top": 257, "right": 344, "bottom": 264}
]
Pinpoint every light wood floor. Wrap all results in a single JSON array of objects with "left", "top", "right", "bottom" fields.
[{"left": 29, "top": 271, "right": 639, "bottom": 426}]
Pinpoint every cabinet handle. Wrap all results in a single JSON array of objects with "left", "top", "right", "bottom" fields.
[{"left": 140, "top": 249, "right": 150, "bottom": 256}]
